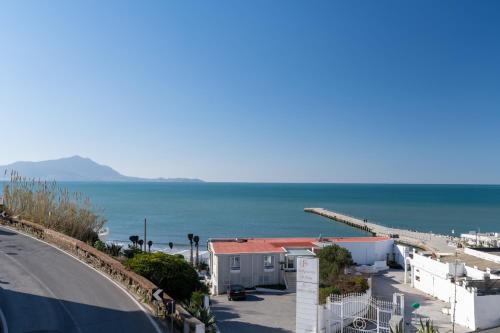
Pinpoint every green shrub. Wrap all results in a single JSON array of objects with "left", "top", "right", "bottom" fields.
[
  {"left": 319, "top": 286, "right": 340, "bottom": 304},
  {"left": 106, "top": 243, "right": 123, "bottom": 257},
  {"left": 123, "top": 247, "right": 143, "bottom": 259},
  {"left": 125, "top": 252, "right": 205, "bottom": 301},
  {"left": 190, "top": 291, "right": 205, "bottom": 309},
  {"left": 94, "top": 240, "right": 106, "bottom": 252},
  {"left": 316, "top": 244, "right": 353, "bottom": 284}
]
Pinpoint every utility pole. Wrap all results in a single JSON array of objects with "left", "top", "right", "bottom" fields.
[
  {"left": 144, "top": 218, "right": 147, "bottom": 252},
  {"left": 452, "top": 251, "right": 458, "bottom": 333}
]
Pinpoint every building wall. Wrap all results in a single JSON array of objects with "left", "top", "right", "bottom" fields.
[
  {"left": 410, "top": 253, "right": 463, "bottom": 303},
  {"left": 335, "top": 239, "right": 394, "bottom": 265},
  {"left": 473, "top": 293, "right": 500, "bottom": 330},
  {"left": 213, "top": 252, "right": 282, "bottom": 294},
  {"left": 394, "top": 244, "right": 409, "bottom": 268}
]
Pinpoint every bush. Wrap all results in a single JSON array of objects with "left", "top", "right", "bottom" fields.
[
  {"left": 106, "top": 243, "right": 123, "bottom": 257},
  {"left": 123, "top": 247, "right": 143, "bottom": 259},
  {"left": 316, "top": 244, "right": 353, "bottom": 284},
  {"left": 2, "top": 172, "right": 105, "bottom": 242},
  {"left": 94, "top": 240, "right": 106, "bottom": 252},
  {"left": 125, "top": 252, "right": 205, "bottom": 301},
  {"left": 319, "top": 286, "right": 340, "bottom": 304}
]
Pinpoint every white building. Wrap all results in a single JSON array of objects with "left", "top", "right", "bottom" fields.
[
  {"left": 408, "top": 249, "right": 500, "bottom": 330},
  {"left": 208, "top": 236, "right": 394, "bottom": 295}
]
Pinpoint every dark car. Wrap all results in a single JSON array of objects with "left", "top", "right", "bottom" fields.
[{"left": 227, "top": 284, "right": 246, "bottom": 301}]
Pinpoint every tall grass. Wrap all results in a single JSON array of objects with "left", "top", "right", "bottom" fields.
[{"left": 2, "top": 171, "right": 106, "bottom": 243}]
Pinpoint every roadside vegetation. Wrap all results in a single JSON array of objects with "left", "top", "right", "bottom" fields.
[
  {"left": 317, "top": 244, "right": 369, "bottom": 304},
  {"left": 2, "top": 171, "right": 105, "bottom": 243},
  {"left": 125, "top": 251, "right": 207, "bottom": 301}
]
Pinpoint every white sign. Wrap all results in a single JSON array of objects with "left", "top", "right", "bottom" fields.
[{"left": 296, "top": 257, "right": 319, "bottom": 333}]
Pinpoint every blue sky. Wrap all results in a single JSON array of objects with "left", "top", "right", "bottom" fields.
[{"left": 1, "top": 1, "right": 499, "bottom": 183}]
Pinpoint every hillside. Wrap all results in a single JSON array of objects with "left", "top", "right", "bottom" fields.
[{"left": 0, "top": 156, "right": 203, "bottom": 182}]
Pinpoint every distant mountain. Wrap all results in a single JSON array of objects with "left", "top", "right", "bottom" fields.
[{"left": 0, "top": 156, "right": 204, "bottom": 182}]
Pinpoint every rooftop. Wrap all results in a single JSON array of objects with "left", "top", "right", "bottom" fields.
[{"left": 209, "top": 236, "right": 391, "bottom": 254}]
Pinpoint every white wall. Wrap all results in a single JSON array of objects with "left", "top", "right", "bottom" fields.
[
  {"left": 394, "top": 244, "right": 409, "bottom": 268},
  {"left": 410, "top": 253, "right": 464, "bottom": 303},
  {"left": 335, "top": 239, "right": 394, "bottom": 265},
  {"left": 464, "top": 247, "right": 500, "bottom": 264},
  {"left": 473, "top": 293, "right": 500, "bottom": 330}
]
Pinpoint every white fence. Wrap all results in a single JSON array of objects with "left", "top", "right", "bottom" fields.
[{"left": 322, "top": 290, "right": 403, "bottom": 333}]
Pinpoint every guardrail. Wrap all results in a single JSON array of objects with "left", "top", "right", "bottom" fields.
[{"left": 0, "top": 215, "right": 204, "bottom": 333}]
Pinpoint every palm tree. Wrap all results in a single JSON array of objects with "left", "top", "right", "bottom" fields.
[
  {"left": 193, "top": 235, "right": 200, "bottom": 267},
  {"left": 187, "top": 233, "right": 194, "bottom": 265},
  {"left": 147, "top": 240, "right": 153, "bottom": 252},
  {"left": 129, "top": 235, "right": 139, "bottom": 248},
  {"left": 417, "top": 319, "right": 439, "bottom": 333},
  {"left": 168, "top": 242, "right": 174, "bottom": 250},
  {"left": 138, "top": 239, "right": 144, "bottom": 250}
]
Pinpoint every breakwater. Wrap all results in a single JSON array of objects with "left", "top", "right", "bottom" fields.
[{"left": 304, "top": 207, "right": 454, "bottom": 253}]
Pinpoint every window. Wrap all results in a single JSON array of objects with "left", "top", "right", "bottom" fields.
[
  {"left": 264, "top": 255, "right": 274, "bottom": 269},
  {"left": 230, "top": 256, "right": 240, "bottom": 271}
]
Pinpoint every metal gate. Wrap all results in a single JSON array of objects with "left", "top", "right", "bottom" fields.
[{"left": 325, "top": 292, "right": 404, "bottom": 333}]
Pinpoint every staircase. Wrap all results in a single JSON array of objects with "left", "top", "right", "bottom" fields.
[{"left": 284, "top": 271, "right": 297, "bottom": 292}]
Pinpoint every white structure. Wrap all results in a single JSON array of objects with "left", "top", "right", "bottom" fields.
[
  {"left": 408, "top": 250, "right": 500, "bottom": 330},
  {"left": 208, "top": 236, "right": 395, "bottom": 295},
  {"left": 461, "top": 231, "right": 500, "bottom": 248},
  {"left": 296, "top": 257, "right": 319, "bottom": 333}
]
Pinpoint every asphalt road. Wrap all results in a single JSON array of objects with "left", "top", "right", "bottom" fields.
[{"left": 0, "top": 226, "right": 161, "bottom": 333}]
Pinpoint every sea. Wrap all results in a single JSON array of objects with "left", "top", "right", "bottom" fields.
[
  {"left": 2, "top": 182, "right": 500, "bottom": 250},
  {"left": 3, "top": 182, "right": 500, "bottom": 251}
]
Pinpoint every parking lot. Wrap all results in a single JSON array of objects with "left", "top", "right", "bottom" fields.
[{"left": 211, "top": 291, "right": 295, "bottom": 333}]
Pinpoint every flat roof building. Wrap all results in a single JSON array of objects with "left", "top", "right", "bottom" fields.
[{"left": 208, "top": 236, "right": 394, "bottom": 295}]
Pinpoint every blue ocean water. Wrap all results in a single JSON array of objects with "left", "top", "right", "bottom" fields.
[{"left": 4, "top": 182, "right": 500, "bottom": 250}]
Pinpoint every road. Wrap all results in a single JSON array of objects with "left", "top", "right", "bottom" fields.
[
  {"left": 0, "top": 226, "right": 162, "bottom": 333},
  {"left": 211, "top": 292, "right": 295, "bottom": 333}
]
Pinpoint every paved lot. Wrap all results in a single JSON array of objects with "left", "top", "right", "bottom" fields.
[
  {"left": 211, "top": 291, "right": 295, "bottom": 333},
  {"left": 372, "top": 269, "right": 469, "bottom": 333}
]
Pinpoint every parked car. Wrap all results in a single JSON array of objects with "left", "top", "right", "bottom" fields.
[{"left": 227, "top": 284, "right": 246, "bottom": 301}]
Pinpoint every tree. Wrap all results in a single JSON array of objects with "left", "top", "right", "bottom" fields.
[
  {"left": 316, "top": 244, "right": 353, "bottom": 283},
  {"left": 187, "top": 233, "right": 194, "bottom": 265},
  {"left": 147, "top": 240, "right": 153, "bottom": 252},
  {"left": 125, "top": 252, "right": 205, "bottom": 301},
  {"left": 168, "top": 242, "right": 174, "bottom": 250},
  {"left": 193, "top": 235, "right": 200, "bottom": 267},
  {"left": 129, "top": 235, "right": 139, "bottom": 248},
  {"left": 138, "top": 239, "right": 144, "bottom": 249}
]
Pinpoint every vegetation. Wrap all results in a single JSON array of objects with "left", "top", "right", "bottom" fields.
[
  {"left": 187, "top": 233, "right": 194, "bottom": 265},
  {"left": 93, "top": 240, "right": 123, "bottom": 257},
  {"left": 316, "top": 245, "right": 369, "bottom": 304},
  {"left": 417, "top": 319, "right": 439, "bottom": 333},
  {"left": 94, "top": 240, "right": 106, "bottom": 252},
  {"left": 318, "top": 286, "right": 340, "bottom": 304},
  {"left": 2, "top": 172, "right": 105, "bottom": 243},
  {"left": 125, "top": 252, "right": 206, "bottom": 301},
  {"left": 317, "top": 244, "right": 354, "bottom": 281},
  {"left": 187, "top": 291, "right": 216, "bottom": 332},
  {"left": 193, "top": 235, "right": 200, "bottom": 266}
]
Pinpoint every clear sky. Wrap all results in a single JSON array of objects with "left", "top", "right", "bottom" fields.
[{"left": 1, "top": 1, "right": 499, "bottom": 183}]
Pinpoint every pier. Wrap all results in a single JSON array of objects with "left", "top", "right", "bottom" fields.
[{"left": 304, "top": 208, "right": 454, "bottom": 253}]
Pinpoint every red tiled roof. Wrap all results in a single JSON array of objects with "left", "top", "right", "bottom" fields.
[{"left": 210, "top": 236, "right": 390, "bottom": 254}]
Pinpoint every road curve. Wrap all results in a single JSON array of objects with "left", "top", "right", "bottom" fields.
[{"left": 0, "top": 226, "right": 161, "bottom": 333}]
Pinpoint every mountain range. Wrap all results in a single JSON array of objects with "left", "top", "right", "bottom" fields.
[{"left": 0, "top": 156, "right": 203, "bottom": 182}]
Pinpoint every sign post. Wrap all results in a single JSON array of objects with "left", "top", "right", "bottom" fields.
[{"left": 296, "top": 257, "right": 319, "bottom": 333}]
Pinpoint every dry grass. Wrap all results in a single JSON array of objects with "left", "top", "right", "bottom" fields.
[{"left": 2, "top": 171, "right": 106, "bottom": 243}]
